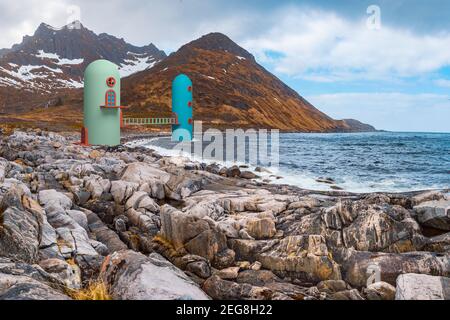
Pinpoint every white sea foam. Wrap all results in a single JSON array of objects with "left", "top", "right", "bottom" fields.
[{"left": 127, "top": 135, "right": 449, "bottom": 194}]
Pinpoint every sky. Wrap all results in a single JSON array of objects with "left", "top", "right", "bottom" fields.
[{"left": 0, "top": 0, "right": 449, "bottom": 132}]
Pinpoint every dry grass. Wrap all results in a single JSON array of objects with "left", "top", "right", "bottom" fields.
[
  {"left": 153, "top": 234, "right": 184, "bottom": 259},
  {"left": 66, "top": 258, "right": 77, "bottom": 266},
  {"left": 67, "top": 279, "right": 112, "bottom": 301}
]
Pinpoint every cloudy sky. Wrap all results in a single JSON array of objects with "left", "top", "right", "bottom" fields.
[{"left": 1, "top": 0, "right": 449, "bottom": 132}]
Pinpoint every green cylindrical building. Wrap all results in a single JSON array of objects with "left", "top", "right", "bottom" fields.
[{"left": 83, "top": 60, "right": 121, "bottom": 146}]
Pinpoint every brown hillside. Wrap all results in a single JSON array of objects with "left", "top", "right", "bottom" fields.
[
  {"left": 122, "top": 33, "right": 345, "bottom": 132},
  {"left": 0, "top": 31, "right": 375, "bottom": 133}
]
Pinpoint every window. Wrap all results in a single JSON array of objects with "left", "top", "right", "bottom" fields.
[
  {"left": 105, "top": 90, "right": 116, "bottom": 107},
  {"left": 106, "top": 77, "right": 116, "bottom": 87}
]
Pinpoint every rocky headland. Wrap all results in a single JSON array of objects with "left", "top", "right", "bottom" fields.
[{"left": 0, "top": 130, "right": 448, "bottom": 300}]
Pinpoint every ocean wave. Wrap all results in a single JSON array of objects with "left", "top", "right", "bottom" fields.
[{"left": 127, "top": 132, "right": 450, "bottom": 193}]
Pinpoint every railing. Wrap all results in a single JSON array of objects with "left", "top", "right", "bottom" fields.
[{"left": 122, "top": 117, "right": 178, "bottom": 126}]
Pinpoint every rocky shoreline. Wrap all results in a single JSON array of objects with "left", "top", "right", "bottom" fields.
[{"left": 0, "top": 129, "right": 449, "bottom": 300}]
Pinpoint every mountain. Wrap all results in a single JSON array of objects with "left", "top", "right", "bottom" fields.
[
  {"left": 337, "top": 119, "right": 377, "bottom": 132},
  {"left": 0, "top": 49, "right": 10, "bottom": 58},
  {"left": 0, "top": 26, "right": 376, "bottom": 133},
  {"left": 0, "top": 22, "right": 166, "bottom": 95},
  {"left": 122, "top": 33, "right": 349, "bottom": 132}
]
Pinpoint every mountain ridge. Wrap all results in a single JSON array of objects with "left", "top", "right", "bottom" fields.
[
  {"left": 0, "top": 24, "right": 376, "bottom": 133},
  {"left": 122, "top": 32, "right": 374, "bottom": 132},
  {"left": 0, "top": 22, "right": 166, "bottom": 97}
]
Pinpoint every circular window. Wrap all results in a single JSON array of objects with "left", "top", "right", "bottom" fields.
[{"left": 106, "top": 77, "right": 116, "bottom": 87}]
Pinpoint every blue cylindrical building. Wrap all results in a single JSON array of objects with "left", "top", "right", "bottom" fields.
[{"left": 172, "top": 74, "right": 193, "bottom": 142}]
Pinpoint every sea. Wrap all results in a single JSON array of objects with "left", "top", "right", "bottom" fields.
[{"left": 132, "top": 132, "right": 450, "bottom": 193}]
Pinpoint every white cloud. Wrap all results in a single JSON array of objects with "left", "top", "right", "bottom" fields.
[
  {"left": 1, "top": 1, "right": 449, "bottom": 134},
  {"left": 0, "top": 0, "right": 260, "bottom": 52},
  {"left": 435, "top": 78, "right": 450, "bottom": 88},
  {"left": 242, "top": 7, "right": 450, "bottom": 82},
  {"left": 0, "top": 0, "right": 73, "bottom": 48},
  {"left": 2, "top": 1, "right": 450, "bottom": 85},
  {"left": 308, "top": 92, "right": 450, "bottom": 132}
]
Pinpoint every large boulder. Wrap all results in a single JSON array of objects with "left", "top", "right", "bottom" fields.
[
  {"left": 67, "top": 162, "right": 100, "bottom": 180},
  {"left": 67, "top": 210, "right": 89, "bottom": 231},
  {"left": 342, "top": 205, "right": 423, "bottom": 252},
  {"left": 317, "top": 280, "right": 351, "bottom": 294},
  {"left": 84, "top": 209, "right": 128, "bottom": 253},
  {"left": 245, "top": 217, "right": 277, "bottom": 240},
  {"left": 202, "top": 276, "right": 272, "bottom": 300},
  {"left": 329, "top": 289, "right": 365, "bottom": 300},
  {"left": 126, "top": 208, "right": 159, "bottom": 235},
  {"left": 0, "top": 279, "right": 71, "bottom": 300},
  {"left": 363, "top": 282, "right": 396, "bottom": 300},
  {"left": 82, "top": 199, "right": 117, "bottom": 225},
  {"left": 160, "top": 205, "right": 234, "bottom": 268},
  {"left": 0, "top": 206, "right": 41, "bottom": 263},
  {"left": 16, "top": 194, "right": 63, "bottom": 261},
  {"left": 39, "top": 259, "right": 81, "bottom": 290},
  {"left": 229, "top": 239, "right": 268, "bottom": 263},
  {"left": 42, "top": 202, "right": 100, "bottom": 276},
  {"left": 0, "top": 258, "right": 70, "bottom": 300},
  {"left": 0, "top": 158, "right": 9, "bottom": 183},
  {"left": 84, "top": 175, "right": 111, "bottom": 199},
  {"left": 288, "top": 200, "right": 425, "bottom": 253},
  {"left": 38, "top": 214, "right": 62, "bottom": 260},
  {"left": 257, "top": 235, "right": 342, "bottom": 283},
  {"left": 95, "top": 157, "right": 126, "bottom": 176},
  {"left": 43, "top": 204, "right": 98, "bottom": 259},
  {"left": 423, "top": 232, "right": 450, "bottom": 253},
  {"left": 110, "top": 180, "right": 139, "bottom": 205},
  {"left": 100, "top": 250, "right": 210, "bottom": 300},
  {"left": 160, "top": 205, "right": 211, "bottom": 249},
  {"left": 412, "top": 191, "right": 446, "bottom": 206},
  {"left": 256, "top": 200, "right": 287, "bottom": 215},
  {"left": 120, "top": 162, "right": 171, "bottom": 185},
  {"left": 125, "top": 191, "right": 159, "bottom": 213},
  {"left": 414, "top": 200, "right": 450, "bottom": 231},
  {"left": 184, "top": 197, "right": 226, "bottom": 220},
  {"left": 227, "top": 166, "right": 241, "bottom": 178},
  {"left": 164, "top": 172, "right": 205, "bottom": 200},
  {"left": 38, "top": 189, "right": 72, "bottom": 210},
  {"left": 56, "top": 227, "right": 99, "bottom": 257},
  {"left": 45, "top": 204, "right": 81, "bottom": 230},
  {"left": 236, "top": 270, "right": 281, "bottom": 287},
  {"left": 337, "top": 249, "right": 450, "bottom": 287},
  {"left": 396, "top": 274, "right": 450, "bottom": 300}
]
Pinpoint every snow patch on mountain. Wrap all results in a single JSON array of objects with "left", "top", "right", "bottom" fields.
[
  {"left": 0, "top": 76, "right": 21, "bottom": 87},
  {"left": 119, "top": 52, "right": 160, "bottom": 77},
  {"left": 40, "top": 23, "right": 62, "bottom": 31},
  {"left": 0, "top": 22, "right": 167, "bottom": 92},
  {"left": 57, "top": 78, "right": 84, "bottom": 88},
  {"left": 0, "top": 64, "right": 84, "bottom": 90},
  {"left": 1, "top": 65, "right": 62, "bottom": 81},
  {"left": 35, "top": 50, "right": 84, "bottom": 65}
]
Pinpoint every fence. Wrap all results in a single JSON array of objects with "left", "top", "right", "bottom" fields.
[{"left": 122, "top": 117, "right": 178, "bottom": 126}]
